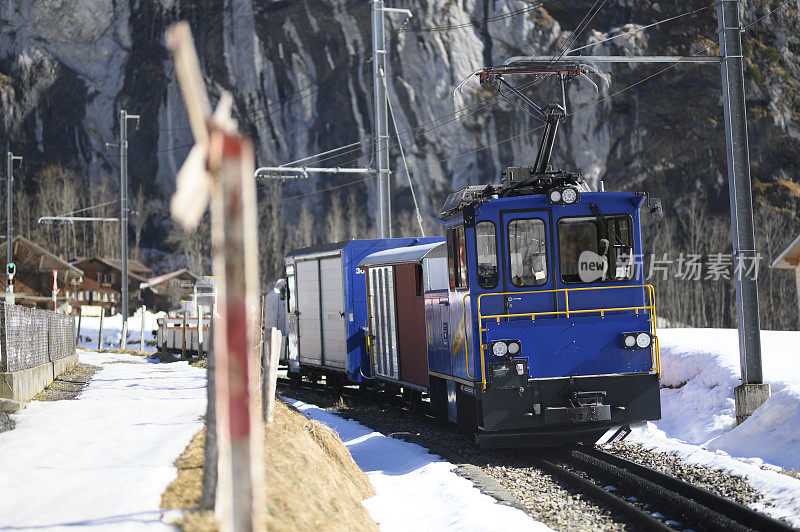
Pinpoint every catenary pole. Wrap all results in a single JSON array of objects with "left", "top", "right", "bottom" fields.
[
  {"left": 371, "top": 0, "right": 391, "bottom": 238},
  {"left": 717, "top": 0, "right": 770, "bottom": 420},
  {"left": 119, "top": 110, "right": 140, "bottom": 349}
]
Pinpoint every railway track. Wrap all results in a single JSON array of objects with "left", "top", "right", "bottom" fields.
[
  {"left": 537, "top": 447, "right": 795, "bottom": 531},
  {"left": 277, "top": 376, "right": 797, "bottom": 531}
]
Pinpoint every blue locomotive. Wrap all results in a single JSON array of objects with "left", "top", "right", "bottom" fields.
[{"left": 284, "top": 57, "right": 663, "bottom": 446}]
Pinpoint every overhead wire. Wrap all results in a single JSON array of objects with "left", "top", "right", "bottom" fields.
[
  {"left": 287, "top": 0, "right": 727, "bottom": 171},
  {"left": 262, "top": 0, "right": 794, "bottom": 202}
]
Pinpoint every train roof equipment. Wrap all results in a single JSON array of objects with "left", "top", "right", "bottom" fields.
[{"left": 445, "top": 57, "right": 612, "bottom": 218}]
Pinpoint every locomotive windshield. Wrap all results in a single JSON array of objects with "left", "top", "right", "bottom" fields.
[
  {"left": 475, "top": 221, "right": 498, "bottom": 288},
  {"left": 508, "top": 218, "right": 548, "bottom": 287},
  {"left": 558, "top": 215, "right": 634, "bottom": 283}
]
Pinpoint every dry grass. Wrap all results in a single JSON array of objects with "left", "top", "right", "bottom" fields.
[
  {"left": 781, "top": 468, "right": 800, "bottom": 480},
  {"left": 81, "top": 346, "right": 152, "bottom": 357},
  {"left": 161, "top": 399, "right": 377, "bottom": 531}
]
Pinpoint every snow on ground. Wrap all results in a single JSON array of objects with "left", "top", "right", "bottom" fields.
[
  {"left": 288, "top": 397, "right": 551, "bottom": 532},
  {"left": 0, "top": 350, "right": 206, "bottom": 530},
  {"left": 78, "top": 309, "right": 165, "bottom": 352},
  {"left": 629, "top": 328, "right": 800, "bottom": 524}
]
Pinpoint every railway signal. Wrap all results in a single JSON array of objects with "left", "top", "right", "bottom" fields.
[{"left": 167, "top": 21, "right": 265, "bottom": 532}]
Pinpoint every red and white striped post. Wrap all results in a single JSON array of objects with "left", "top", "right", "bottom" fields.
[{"left": 166, "top": 22, "right": 265, "bottom": 531}]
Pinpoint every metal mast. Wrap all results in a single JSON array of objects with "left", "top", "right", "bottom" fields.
[
  {"left": 717, "top": 0, "right": 769, "bottom": 420},
  {"left": 6, "top": 149, "right": 22, "bottom": 300},
  {"left": 371, "top": 0, "right": 391, "bottom": 238},
  {"left": 119, "top": 110, "right": 140, "bottom": 348}
]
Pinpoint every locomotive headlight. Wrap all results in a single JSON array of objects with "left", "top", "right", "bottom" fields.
[
  {"left": 636, "top": 332, "right": 652, "bottom": 349},
  {"left": 507, "top": 340, "right": 521, "bottom": 355},
  {"left": 548, "top": 189, "right": 562, "bottom": 204},
  {"left": 623, "top": 334, "right": 636, "bottom": 348},
  {"left": 622, "top": 331, "right": 653, "bottom": 349},
  {"left": 491, "top": 340, "right": 509, "bottom": 357},
  {"left": 561, "top": 187, "right": 578, "bottom": 204}
]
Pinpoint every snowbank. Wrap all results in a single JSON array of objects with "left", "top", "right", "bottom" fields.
[
  {"left": 0, "top": 350, "right": 206, "bottom": 530},
  {"left": 288, "top": 398, "right": 551, "bottom": 532},
  {"left": 630, "top": 328, "right": 800, "bottom": 524},
  {"left": 653, "top": 329, "right": 800, "bottom": 457},
  {"left": 77, "top": 309, "right": 165, "bottom": 352}
]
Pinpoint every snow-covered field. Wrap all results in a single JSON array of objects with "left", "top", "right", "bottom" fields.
[
  {"left": 630, "top": 328, "right": 800, "bottom": 524},
  {"left": 289, "top": 398, "right": 551, "bottom": 532},
  {"left": 0, "top": 350, "right": 206, "bottom": 530},
  {"left": 77, "top": 310, "right": 165, "bottom": 352}
]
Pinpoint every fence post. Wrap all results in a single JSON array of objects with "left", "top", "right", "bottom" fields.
[
  {"left": 198, "top": 307, "right": 204, "bottom": 359},
  {"left": 140, "top": 305, "right": 146, "bottom": 352},
  {"left": 181, "top": 310, "right": 187, "bottom": 359},
  {"left": 201, "top": 317, "right": 218, "bottom": 510},
  {"left": 264, "top": 327, "right": 282, "bottom": 423},
  {"left": 97, "top": 308, "right": 104, "bottom": 351},
  {"left": 0, "top": 304, "right": 6, "bottom": 373},
  {"left": 76, "top": 306, "right": 82, "bottom": 346}
]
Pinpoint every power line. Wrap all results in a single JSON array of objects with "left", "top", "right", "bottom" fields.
[
  {"left": 260, "top": 1, "right": 791, "bottom": 203},
  {"left": 566, "top": 2, "right": 716, "bottom": 54}
]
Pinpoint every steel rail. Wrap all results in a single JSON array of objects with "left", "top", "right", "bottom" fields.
[
  {"left": 564, "top": 447, "right": 795, "bottom": 532},
  {"left": 534, "top": 456, "right": 674, "bottom": 531}
]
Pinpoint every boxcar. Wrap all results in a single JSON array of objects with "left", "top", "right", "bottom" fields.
[
  {"left": 358, "top": 241, "right": 447, "bottom": 391},
  {"left": 284, "top": 238, "right": 441, "bottom": 384}
]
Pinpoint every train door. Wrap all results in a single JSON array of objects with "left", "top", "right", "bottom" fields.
[
  {"left": 368, "top": 266, "right": 399, "bottom": 379},
  {"left": 499, "top": 210, "right": 556, "bottom": 317},
  {"left": 286, "top": 264, "right": 300, "bottom": 372},
  {"left": 319, "top": 256, "right": 347, "bottom": 370},
  {"left": 295, "top": 259, "right": 322, "bottom": 365}
]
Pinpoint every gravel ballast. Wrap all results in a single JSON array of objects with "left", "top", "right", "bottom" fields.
[
  {"left": 280, "top": 384, "right": 789, "bottom": 531},
  {"left": 0, "top": 413, "right": 14, "bottom": 433}
]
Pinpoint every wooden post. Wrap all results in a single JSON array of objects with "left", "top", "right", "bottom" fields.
[
  {"left": 264, "top": 327, "right": 282, "bottom": 423},
  {"left": 140, "top": 305, "right": 146, "bottom": 352},
  {"left": 198, "top": 307, "right": 205, "bottom": 359},
  {"left": 167, "top": 22, "right": 265, "bottom": 532},
  {"left": 181, "top": 310, "right": 188, "bottom": 360},
  {"left": 97, "top": 308, "right": 104, "bottom": 350},
  {"left": 76, "top": 306, "right": 82, "bottom": 345}
]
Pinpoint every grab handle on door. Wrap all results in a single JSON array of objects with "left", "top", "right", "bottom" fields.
[{"left": 507, "top": 296, "right": 522, "bottom": 302}]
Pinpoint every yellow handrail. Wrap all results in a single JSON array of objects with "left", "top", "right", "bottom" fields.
[
  {"left": 461, "top": 293, "right": 474, "bottom": 379},
  {"left": 475, "top": 284, "right": 659, "bottom": 389}
]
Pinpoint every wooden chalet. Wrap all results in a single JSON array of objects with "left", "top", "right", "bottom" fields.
[{"left": 70, "top": 257, "right": 154, "bottom": 314}]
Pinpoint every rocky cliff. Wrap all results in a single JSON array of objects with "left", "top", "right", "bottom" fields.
[{"left": 1, "top": 0, "right": 799, "bottom": 235}]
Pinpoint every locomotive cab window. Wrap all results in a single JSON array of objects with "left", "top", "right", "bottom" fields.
[
  {"left": 558, "top": 215, "right": 634, "bottom": 283},
  {"left": 446, "top": 225, "right": 469, "bottom": 290},
  {"left": 508, "top": 218, "right": 548, "bottom": 287},
  {"left": 475, "top": 221, "right": 498, "bottom": 289}
]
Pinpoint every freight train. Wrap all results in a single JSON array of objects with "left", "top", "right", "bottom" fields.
[{"left": 283, "top": 57, "right": 664, "bottom": 447}]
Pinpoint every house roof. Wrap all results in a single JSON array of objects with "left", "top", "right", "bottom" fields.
[
  {"left": 71, "top": 257, "right": 151, "bottom": 281},
  {"left": 771, "top": 234, "right": 800, "bottom": 270},
  {"left": 0, "top": 236, "right": 83, "bottom": 282},
  {"left": 139, "top": 268, "right": 199, "bottom": 291}
]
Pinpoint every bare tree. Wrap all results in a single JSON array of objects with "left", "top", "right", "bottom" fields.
[
  {"left": 347, "top": 189, "right": 359, "bottom": 239},
  {"left": 130, "top": 186, "right": 150, "bottom": 260},
  {"left": 297, "top": 200, "right": 315, "bottom": 248},
  {"left": 168, "top": 212, "right": 211, "bottom": 275},
  {"left": 324, "top": 193, "right": 346, "bottom": 242}
]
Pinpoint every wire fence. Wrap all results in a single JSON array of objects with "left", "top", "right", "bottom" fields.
[{"left": 0, "top": 305, "right": 76, "bottom": 372}]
